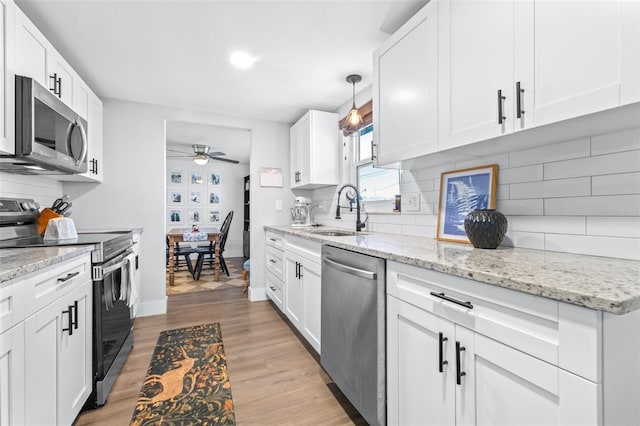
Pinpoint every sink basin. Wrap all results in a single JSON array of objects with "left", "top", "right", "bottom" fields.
[{"left": 310, "top": 230, "right": 357, "bottom": 237}]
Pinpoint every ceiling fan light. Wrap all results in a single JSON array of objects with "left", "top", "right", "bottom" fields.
[{"left": 193, "top": 155, "right": 209, "bottom": 165}]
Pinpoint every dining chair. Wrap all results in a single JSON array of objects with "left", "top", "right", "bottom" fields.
[
  {"left": 193, "top": 211, "right": 233, "bottom": 280},
  {"left": 166, "top": 236, "right": 197, "bottom": 278}
]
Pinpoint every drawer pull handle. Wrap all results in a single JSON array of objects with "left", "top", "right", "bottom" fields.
[
  {"left": 270, "top": 259, "right": 276, "bottom": 263},
  {"left": 456, "top": 341, "right": 466, "bottom": 385},
  {"left": 430, "top": 292, "right": 473, "bottom": 309},
  {"left": 516, "top": 81, "right": 525, "bottom": 119},
  {"left": 439, "top": 332, "right": 448, "bottom": 373},
  {"left": 57, "top": 271, "right": 80, "bottom": 282},
  {"left": 497, "top": 89, "right": 506, "bottom": 124},
  {"left": 62, "top": 304, "right": 74, "bottom": 336},
  {"left": 269, "top": 286, "right": 276, "bottom": 291}
]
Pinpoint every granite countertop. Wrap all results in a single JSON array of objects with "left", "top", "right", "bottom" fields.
[
  {"left": 265, "top": 225, "right": 640, "bottom": 315},
  {"left": 0, "top": 245, "right": 95, "bottom": 283}
]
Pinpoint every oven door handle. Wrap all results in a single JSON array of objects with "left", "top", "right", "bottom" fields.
[{"left": 101, "top": 249, "right": 134, "bottom": 275}]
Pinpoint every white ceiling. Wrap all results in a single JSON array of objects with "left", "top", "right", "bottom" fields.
[{"left": 15, "top": 0, "right": 427, "bottom": 125}]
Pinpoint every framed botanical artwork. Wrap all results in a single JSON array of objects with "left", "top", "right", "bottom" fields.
[
  {"left": 436, "top": 164, "right": 498, "bottom": 243},
  {"left": 208, "top": 210, "right": 221, "bottom": 223},
  {"left": 208, "top": 172, "right": 221, "bottom": 187},
  {"left": 189, "top": 190, "right": 202, "bottom": 205},
  {"left": 191, "top": 171, "right": 204, "bottom": 185},
  {"left": 168, "top": 190, "right": 184, "bottom": 205},
  {"left": 208, "top": 191, "right": 220, "bottom": 205},
  {"left": 168, "top": 208, "right": 184, "bottom": 225},
  {"left": 168, "top": 170, "right": 184, "bottom": 186},
  {"left": 187, "top": 209, "right": 203, "bottom": 224}
]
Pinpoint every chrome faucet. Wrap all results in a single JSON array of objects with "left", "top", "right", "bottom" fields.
[{"left": 335, "top": 183, "right": 366, "bottom": 231}]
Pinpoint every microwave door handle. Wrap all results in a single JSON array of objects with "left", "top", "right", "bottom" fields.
[{"left": 66, "top": 121, "right": 88, "bottom": 166}]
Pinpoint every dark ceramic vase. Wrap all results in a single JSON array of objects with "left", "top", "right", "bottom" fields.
[{"left": 464, "top": 209, "right": 508, "bottom": 249}]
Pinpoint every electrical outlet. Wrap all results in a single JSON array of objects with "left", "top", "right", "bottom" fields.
[{"left": 405, "top": 192, "right": 420, "bottom": 212}]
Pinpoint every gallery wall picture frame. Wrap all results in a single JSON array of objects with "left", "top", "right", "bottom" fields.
[
  {"left": 168, "top": 190, "right": 184, "bottom": 205},
  {"left": 436, "top": 164, "right": 498, "bottom": 244},
  {"left": 188, "top": 209, "right": 203, "bottom": 224},
  {"left": 169, "top": 208, "right": 184, "bottom": 225},
  {"left": 191, "top": 170, "right": 204, "bottom": 185},
  {"left": 208, "top": 172, "right": 221, "bottom": 187},
  {"left": 168, "top": 170, "right": 184, "bottom": 186},
  {"left": 208, "top": 191, "right": 221, "bottom": 205},
  {"left": 189, "top": 190, "right": 203, "bottom": 205},
  {"left": 208, "top": 210, "right": 221, "bottom": 223}
]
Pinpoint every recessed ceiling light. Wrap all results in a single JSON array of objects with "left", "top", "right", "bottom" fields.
[{"left": 230, "top": 51, "right": 258, "bottom": 69}]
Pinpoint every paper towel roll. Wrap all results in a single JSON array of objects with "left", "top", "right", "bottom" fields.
[{"left": 43, "top": 217, "right": 78, "bottom": 240}]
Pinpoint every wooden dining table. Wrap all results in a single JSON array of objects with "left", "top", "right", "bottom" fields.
[{"left": 167, "top": 227, "right": 220, "bottom": 286}]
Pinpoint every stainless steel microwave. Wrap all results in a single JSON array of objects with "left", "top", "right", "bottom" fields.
[{"left": 0, "top": 75, "right": 88, "bottom": 174}]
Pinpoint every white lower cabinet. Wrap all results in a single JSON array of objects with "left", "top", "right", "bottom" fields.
[
  {"left": 387, "top": 260, "right": 638, "bottom": 426},
  {"left": 0, "top": 322, "right": 25, "bottom": 426},
  {"left": 265, "top": 231, "right": 285, "bottom": 313},
  {"left": 283, "top": 235, "right": 322, "bottom": 353},
  {"left": 0, "top": 253, "right": 93, "bottom": 426},
  {"left": 25, "top": 278, "right": 92, "bottom": 426}
]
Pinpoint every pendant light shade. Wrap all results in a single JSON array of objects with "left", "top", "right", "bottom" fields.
[{"left": 343, "top": 74, "right": 363, "bottom": 134}]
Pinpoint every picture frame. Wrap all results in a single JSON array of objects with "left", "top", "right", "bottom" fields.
[
  {"left": 191, "top": 171, "right": 204, "bottom": 185},
  {"left": 208, "top": 210, "right": 221, "bottom": 223},
  {"left": 168, "top": 170, "right": 184, "bottom": 186},
  {"left": 436, "top": 164, "right": 498, "bottom": 243},
  {"left": 187, "top": 209, "right": 203, "bottom": 224},
  {"left": 208, "top": 191, "right": 221, "bottom": 205},
  {"left": 208, "top": 172, "right": 221, "bottom": 187},
  {"left": 189, "top": 190, "right": 202, "bottom": 205},
  {"left": 168, "top": 208, "right": 184, "bottom": 225},
  {"left": 168, "top": 190, "right": 184, "bottom": 205}
]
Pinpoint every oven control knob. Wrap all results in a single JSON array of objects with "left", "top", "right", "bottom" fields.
[{"left": 20, "top": 202, "right": 30, "bottom": 211}]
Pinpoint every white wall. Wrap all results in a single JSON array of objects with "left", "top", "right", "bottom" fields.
[
  {"left": 166, "top": 158, "right": 249, "bottom": 258},
  {"left": 313, "top": 126, "right": 640, "bottom": 261},
  {"left": 63, "top": 98, "right": 292, "bottom": 317}
]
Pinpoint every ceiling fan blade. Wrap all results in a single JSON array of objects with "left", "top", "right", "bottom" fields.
[
  {"left": 167, "top": 155, "right": 194, "bottom": 158},
  {"left": 207, "top": 151, "right": 226, "bottom": 157},
  {"left": 167, "top": 148, "right": 191, "bottom": 154},
  {"left": 210, "top": 156, "right": 240, "bottom": 164}
]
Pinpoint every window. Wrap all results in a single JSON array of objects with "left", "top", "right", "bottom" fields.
[{"left": 354, "top": 124, "right": 401, "bottom": 206}]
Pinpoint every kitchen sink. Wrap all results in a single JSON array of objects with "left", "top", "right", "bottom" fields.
[{"left": 309, "top": 230, "right": 358, "bottom": 237}]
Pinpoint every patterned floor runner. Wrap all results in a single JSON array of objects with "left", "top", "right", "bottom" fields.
[
  {"left": 166, "top": 256, "right": 247, "bottom": 295},
  {"left": 130, "top": 323, "right": 235, "bottom": 425}
]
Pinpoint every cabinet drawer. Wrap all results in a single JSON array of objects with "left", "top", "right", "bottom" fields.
[
  {"left": 266, "top": 245, "right": 284, "bottom": 281},
  {"left": 0, "top": 276, "right": 26, "bottom": 334},
  {"left": 23, "top": 255, "right": 91, "bottom": 318},
  {"left": 387, "top": 261, "right": 562, "bottom": 367},
  {"left": 266, "top": 231, "right": 284, "bottom": 250},
  {"left": 266, "top": 271, "right": 284, "bottom": 313}
]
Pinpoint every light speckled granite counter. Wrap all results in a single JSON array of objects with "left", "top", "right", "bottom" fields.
[
  {"left": 265, "top": 225, "right": 640, "bottom": 315},
  {"left": 0, "top": 245, "right": 95, "bottom": 283}
]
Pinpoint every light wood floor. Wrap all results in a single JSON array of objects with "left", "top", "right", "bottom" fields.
[{"left": 74, "top": 288, "right": 364, "bottom": 425}]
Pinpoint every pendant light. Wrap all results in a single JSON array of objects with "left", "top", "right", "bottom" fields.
[{"left": 344, "top": 74, "right": 363, "bottom": 134}]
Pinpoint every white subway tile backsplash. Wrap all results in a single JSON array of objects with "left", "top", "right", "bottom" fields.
[
  {"left": 455, "top": 153, "right": 509, "bottom": 171},
  {"left": 500, "top": 165, "right": 543, "bottom": 184},
  {"left": 372, "top": 223, "right": 402, "bottom": 235},
  {"left": 545, "top": 195, "right": 640, "bottom": 216},
  {"left": 508, "top": 216, "right": 586, "bottom": 234},
  {"left": 544, "top": 150, "right": 640, "bottom": 180},
  {"left": 501, "top": 231, "right": 546, "bottom": 250},
  {"left": 587, "top": 217, "right": 640, "bottom": 239},
  {"left": 592, "top": 172, "right": 640, "bottom": 195},
  {"left": 496, "top": 184, "right": 510, "bottom": 200},
  {"left": 510, "top": 177, "right": 591, "bottom": 199},
  {"left": 509, "top": 138, "right": 590, "bottom": 167},
  {"left": 414, "top": 214, "right": 438, "bottom": 227},
  {"left": 402, "top": 224, "right": 435, "bottom": 238},
  {"left": 545, "top": 234, "right": 640, "bottom": 260},
  {"left": 591, "top": 127, "right": 640, "bottom": 155},
  {"left": 498, "top": 199, "right": 544, "bottom": 215}
]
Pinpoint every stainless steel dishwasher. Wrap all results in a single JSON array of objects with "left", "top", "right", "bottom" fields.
[{"left": 321, "top": 245, "right": 386, "bottom": 426}]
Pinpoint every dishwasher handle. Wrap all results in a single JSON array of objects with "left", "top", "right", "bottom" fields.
[{"left": 323, "top": 256, "right": 377, "bottom": 280}]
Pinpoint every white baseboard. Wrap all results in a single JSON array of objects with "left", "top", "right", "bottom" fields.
[{"left": 136, "top": 296, "right": 167, "bottom": 317}]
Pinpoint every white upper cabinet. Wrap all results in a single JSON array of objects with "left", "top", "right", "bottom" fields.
[
  {"left": 438, "top": 0, "right": 640, "bottom": 151},
  {"left": 516, "top": 0, "right": 640, "bottom": 127},
  {"left": 290, "top": 110, "right": 339, "bottom": 189},
  {"left": 438, "top": 0, "right": 515, "bottom": 150},
  {"left": 47, "top": 52, "right": 76, "bottom": 108},
  {"left": 0, "top": 0, "right": 15, "bottom": 155},
  {"left": 373, "top": 0, "right": 439, "bottom": 166}
]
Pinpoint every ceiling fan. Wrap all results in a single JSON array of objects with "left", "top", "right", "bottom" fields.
[{"left": 167, "top": 144, "right": 240, "bottom": 165}]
